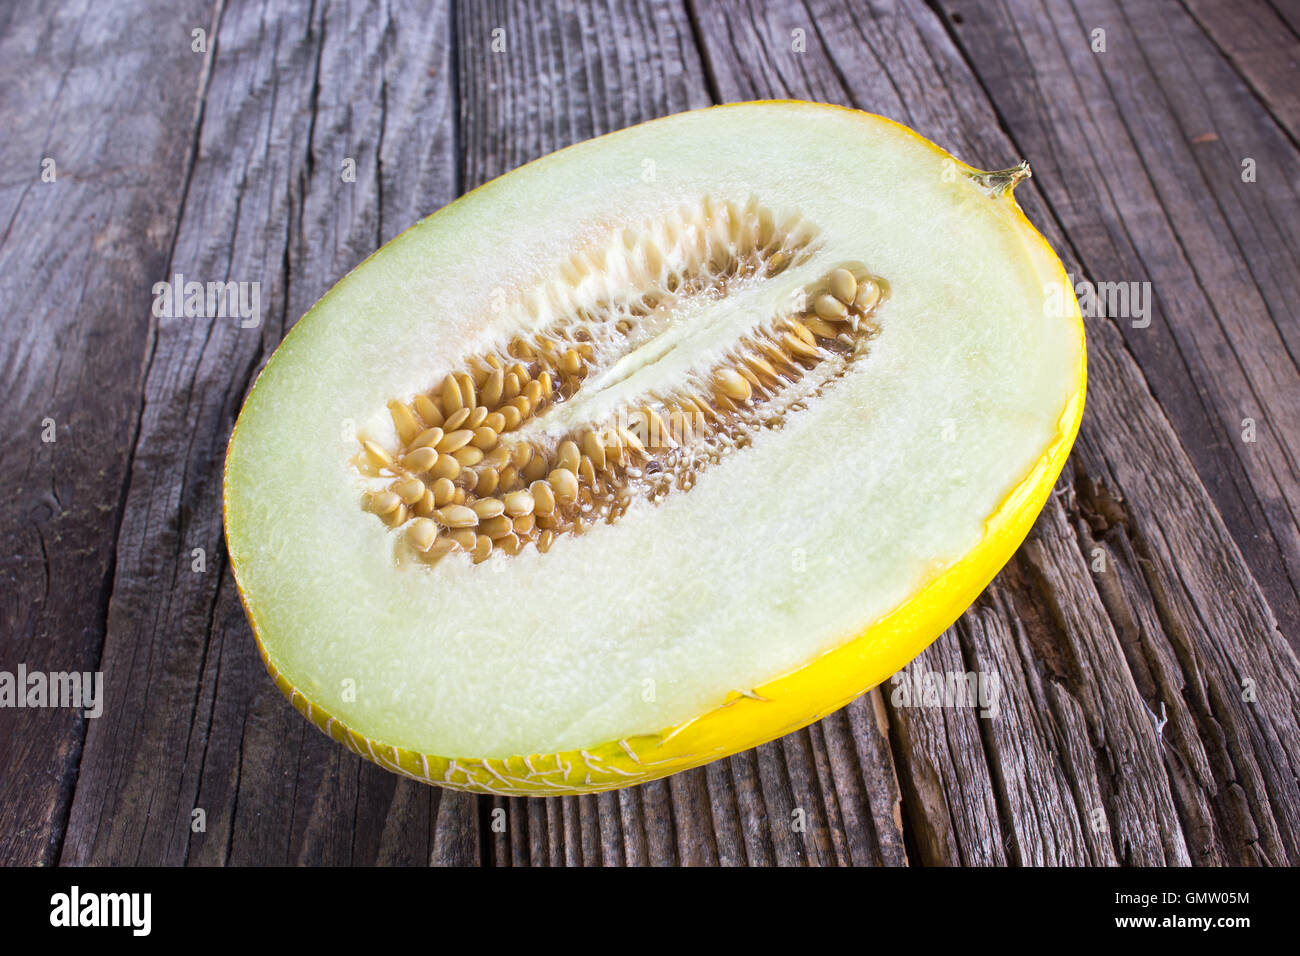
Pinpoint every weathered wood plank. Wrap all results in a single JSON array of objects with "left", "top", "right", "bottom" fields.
[
  {"left": 886, "top": 638, "right": 1008, "bottom": 866},
  {"left": 58, "top": 0, "right": 471, "bottom": 865},
  {"left": 1182, "top": 0, "right": 1300, "bottom": 143},
  {"left": 0, "top": 0, "right": 215, "bottom": 866},
  {"left": 688, "top": 0, "right": 1300, "bottom": 865}
]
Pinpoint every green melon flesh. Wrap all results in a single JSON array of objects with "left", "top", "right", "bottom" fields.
[{"left": 224, "top": 102, "right": 1082, "bottom": 764}]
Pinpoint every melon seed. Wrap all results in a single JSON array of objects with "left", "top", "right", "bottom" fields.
[
  {"left": 412, "top": 426, "right": 444, "bottom": 449},
  {"left": 453, "top": 446, "right": 484, "bottom": 467},
  {"left": 804, "top": 315, "right": 840, "bottom": 339},
  {"left": 473, "top": 497, "right": 505, "bottom": 519},
  {"left": 582, "top": 430, "right": 606, "bottom": 470},
  {"left": 714, "top": 368, "right": 752, "bottom": 402},
  {"left": 437, "top": 429, "right": 473, "bottom": 453},
  {"left": 363, "top": 440, "right": 393, "bottom": 469},
  {"left": 436, "top": 505, "right": 477, "bottom": 529},
  {"left": 482, "top": 515, "right": 514, "bottom": 539},
  {"left": 549, "top": 468, "right": 579, "bottom": 502},
  {"left": 443, "top": 407, "right": 471, "bottom": 431},
  {"left": 556, "top": 440, "right": 580, "bottom": 473},
  {"left": 402, "top": 446, "right": 439, "bottom": 474},
  {"left": 814, "top": 293, "right": 847, "bottom": 321},
  {"left": 783, "top": 331, "right": 820, "bottom": 359},
  {"left": 531, "top": 480, "right": 556, "bottom": 516},
  {"left": 413, "top": 394, "right": 442, "bottom": 427},
  {"left": 441, "top": 375, "right": 463, "bottom": 413},
  {"left": 456, "top": 372, "right": 476, "bottom": 410},
  {"left": 503, "top": 372, "right": 521, "bottom": 401},
  {"left": 482, "top": 369, "right": 504, "bottom": 407},
  {"left": 353, "top": 211, "right": 885, "bottom": 567},
  {"left": 854, "top": 278, "right": 880, "bottom": 312},
  {"left": 388, "top": 401, "right": 421, "bottom": 444},
  {"left": 430, "top": 455, "right": 460, "bottom": 480},
  {"left": 504, "top": 490, "right": 534, "bottom": 517},
  {"left": 829, "top": 268, "right": 857, "bottom": 304},
  {"left": 408, "top": 518, "right": 438, "bottom": 552},
  {"left": 432, "top": 477, "right": 456, "bottom": 506},
  {"left": 396, "top": 478, "right": 426, "bottom": 505}
]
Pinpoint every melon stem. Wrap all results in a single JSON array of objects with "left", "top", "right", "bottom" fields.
[{"left": 970, "top": 161, "right": 1031, "bottom": 197}]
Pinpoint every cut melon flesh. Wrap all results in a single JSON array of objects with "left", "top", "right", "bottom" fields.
[{"left": 224, "top": 102, "right": 1085, "bottom": 793}]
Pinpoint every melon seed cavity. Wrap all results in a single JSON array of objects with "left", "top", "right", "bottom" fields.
[{"left": 352, "top": 197, "right": 885, "bottom": 565}]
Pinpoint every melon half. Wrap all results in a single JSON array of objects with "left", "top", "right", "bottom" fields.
[{"left": 223, "top": 101, "right": 1085, "bottom": 795}]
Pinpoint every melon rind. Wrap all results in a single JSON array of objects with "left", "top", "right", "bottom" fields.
[{"left": 224, "top": 102, "right": 1085, "bottom": 795}]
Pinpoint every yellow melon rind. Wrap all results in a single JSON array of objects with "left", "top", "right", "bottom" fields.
[{"left": 225, "top": 102, "right": 1086, "bottom": 796}]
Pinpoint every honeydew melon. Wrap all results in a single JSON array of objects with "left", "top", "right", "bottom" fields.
[{"left": 223, "top": 101, "right": 1085, "bottom": 794}]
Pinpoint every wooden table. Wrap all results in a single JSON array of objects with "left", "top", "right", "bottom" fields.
[{"left": 2, "top": 0, "right": 1297, "bottom": 866}]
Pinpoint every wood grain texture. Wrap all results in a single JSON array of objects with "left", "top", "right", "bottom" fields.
[
  {"left": 0, "top": 0, "right": 1295, "bottom": 866},
  {"left": 1181, "top": 0, "right": 1300, "bottom": 143},
  {"left": 0, "top": 0, "right": 215, "bottom": 866}
]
